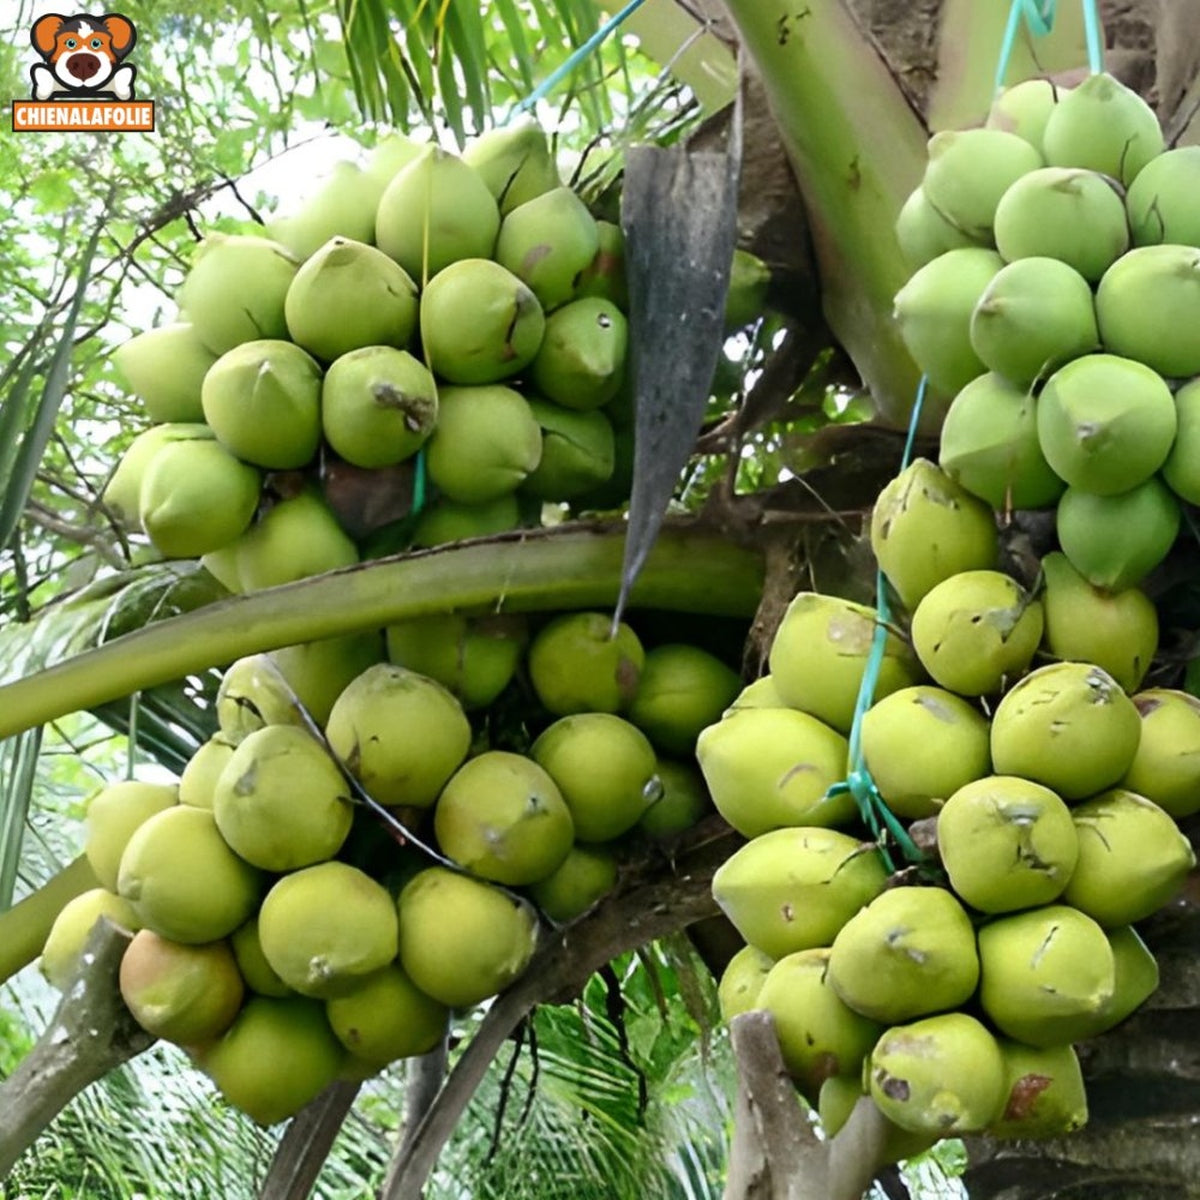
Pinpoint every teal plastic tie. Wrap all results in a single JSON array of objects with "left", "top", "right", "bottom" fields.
[
  {"left": 995, "top": 0, "right": 1104, "bottom": 92},
  {"left": 505, "top": 0, "right": 649, "bottom": 123},
  {"left": 412, "top": 447, "right": 428, "bottom": 517},
  {"left": 823, "top": 376, "right": 929, "bottom": 875}
]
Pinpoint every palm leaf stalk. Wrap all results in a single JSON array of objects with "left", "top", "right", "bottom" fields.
[{"left": 720, "top": 0, "right": 927, "bottom": 425}]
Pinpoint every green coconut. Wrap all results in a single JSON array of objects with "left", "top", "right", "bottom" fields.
[
  {"left": 212, "top": 725, "right": 354, "bottom": 872},
  {"left": 85, "top": 780, "right": 178, "bottom": 891},
  {"left": 869, "top": 1013, "right": 1006, "bottom": 1135},
  {"left": 434, "top": 750, "right": 574, "bottom": 886},
  {"left": 1075, "top": 925, "right": 1160, "bottom": 1038},
  {"left": 1096, "top": 244, "right": 1200, "bottom": 379},
  {"left": 895, "top": 186, "right": 982, "bottom": 271},
  {"left": 828, "top": 886, "right": 980, "bottom": 1023},
  {"left": 1036, "top": 352, "right": 1176, "bottom": 494},
  {"left": 938, "top": 373, "right": 1064, "bottom": 510},
  {"left": 178, "top": 233, "right": 299, "bottom": 355},
  {"left": 265, "top": 632, "right": 385, "bottom": 728},
  {"left": 1163, "top": 378, "right": 1200, "bottom": 504},
  {"left": 527, "top": 611, "right": 643, "bottom": 715},
  {"left": 936, "top": 775, "right": 1078, "bottom": 912},
  {"left": 494, "top": 187, "right": 600, "bottom": 311},
  {"left": 102, "top": 423, "right": 215, "bottom": 530},
  {"left": 911, "top": 570, "right": 1043, "bottom": 696},
  {"left": 461, "top": 120, "right": 560, "bottom": 215},
  {"left": 225, "top": 488, "right": 359, "bottom": 591},
  {"left": 41, "top": 889, "right": 141, "bottom": 990},
  {"left": 992, "top": 167, "right": 1129, "bottom": 282},
  {"left": 818, "top": 1076, "right": 939, "bottom": 1164},
  {"left": 1123, "top": 689, "right": 1200, "bottom": 818},
  {"left": 198, "top": 996, "right": 345, "bottom": 1125},
  {"left": 268, "top": 161, "right": 377, "bottom": 260},
  {"left": 398, "top": 867, "right": 538, "bottom": 1008},
  {"left": 363, "top": 133, "right": 425, "bottom": 195},
  {"left": 969, "top": 256, "right": 1098, "bottom": 385},
  {"left": 637, "top": 758, "right": 712, "bottom": 837},
  {"left": 977, "top": 905, "right": 1115, "bottom": 1046},
  {"left": 1042, "top": 70, "right": 1164, "bottom": 185},
  {"left": 258, "top": 862, "right": 399, "bottom": 998},
  {"left": 870, "top": 458, "right": 999, "bottom": 611},
  {"left": 722, "top": 675, "right": 785, "bottom": 714},
  {"left": 1056, "top": 477, "right": 1180, "bottom": 592},
  {"left": 231, "top": 916, "right": 292, "bottom": 997},
  {"left": 723, "top": 248, "right": 772, "bottom": 329},
  {"left": 117, "top": 806, "right": 262, "bottom": 945},
  {"left": 520, "top": 398, "right": 615, "bottom": 501},
  {"left": 201, "top": 339, "right": 323, "bottom": 469},
  {"left": 921, "top": 129, "right": 1044, "bottom": 241},
  {"left": 990, "top": 661, "right": 1141, "bottom": 800},
  {"left": 386, "top": 613, "right": 525, "bottom": 710},
  {"left": 717, "top": 944, "right": 775, "bottom": 1021},
  {"left": 420, "top": 258, "right": 545, "bottom": 385},
  {"left": 178, "top": 736, "right": 235, "bottom": 809},
  {"left": 859, "top": 685, "right": 991, "bottom": 819},
  {"left": 985, "top": 78, "right": 1069, "bottom": 154},
  {"left": 284, "top": 237, "right": 419, "bottom": 362},
  {"left": 988, "top": 1040, "right": 1088, "bottom": 1139},
  {"left": 114, "top": 323, "right": 216, "bottom": 423},
  {"left": 768, "top": 592, "right": 922, "bottom": 733},
  {"left": 530, "top": 713, "right": 658, "bottom": 842},
  {"left": 711, "top": 826, "right": 888, "bottom": 959},
  {"left": 574, "top": 219, "right": 628, "bottom": 308},
  {"left": 528, "top": 297, "right": 627, "bottom": 410},
  {"left": 893, "top": 248, "right": 1004, "bottom": 394},
  {"left": 424, "top": 384, "right": 543, "bottom": 504},
  {"left": 321, "top": 346, "right": 437, "bottom": 469},
  {"left": 138, "top": 439, "right": 261, "bottom": 559},
  {"left": 1040, "top": 551, "right": 1158, "bottom": 692},
  {"left": 696, "top": 707, "right": 855, "bottom": 837},
  {"left": 410, "top": 494, "right": 522, "bottom": 547},
  {"left": 1064, "top": 789, "right": 1196, "bottom": 926},
  {"left": 758, "top": 948, "right": 886, "bottom": 1103},
  {"left": 215, "top": 653, "right": 306, "bottom": 744},
  {"left": 325, "top": 963, "right": 448, "bottom": 1068},
  {"left": 325, "top": 663, "right": 472, "bottom": 809},
  {"left": 375, "top": 145, "right": 500, "bottom": 283},
  {"left": 626, "top": 643, "right": 742, "bottom": 755},
  {"left": 1126, "top": 145, "right": 1200, "bottom": 247},
  {"left": 527, "top": 844, "right": 618, "bottom": 923},
  {"left": 119, "top": 930, "right": 244, "bottom": 1045}
]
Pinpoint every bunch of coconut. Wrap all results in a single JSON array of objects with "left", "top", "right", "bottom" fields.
[
  {"left": 895, "top": 72, "right": 1200, "bottom": 592},
  {"left": 38, "top": 610, "right": 739, "bottom": 1125},
  {"left": 100, "top": 123, "right": 637, "bottom": 593},
  {"left": 697, "top": 453, "right": 1198, "bottom": 1158}
]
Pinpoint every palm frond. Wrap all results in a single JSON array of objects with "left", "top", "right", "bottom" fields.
[
  {"left": 335, "top": 0, "right": 711, "bottom": 142},
  {"left": 0, "top": 729, "right": 43, "bottom": 910},
  {"left": 0, "top": 213, "right": 105, "bottom": 556}
]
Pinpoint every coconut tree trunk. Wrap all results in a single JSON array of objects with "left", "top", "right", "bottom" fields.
[{"left": 716, "top": 1, "right": 1200, "bottom": 1196}]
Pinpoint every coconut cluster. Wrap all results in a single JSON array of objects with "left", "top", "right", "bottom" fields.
[
  {"left": 699, "top": 72, "right": 1200, "bottom": 1159},
  {"left": 40, "top": 612, "right": 741, "bottom": 1125},
  {"left": 896, "top": 73, "right": 1200, "bottom": 591},
  {"left": 702, "top": 524, "right": 1197, "bottom": 1151},
  {"left": 102, "top": 123, "right": 637, "bottom": 591}
]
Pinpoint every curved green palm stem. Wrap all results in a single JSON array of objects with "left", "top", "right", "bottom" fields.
[
  {"left": 0, "top": 856, "right": 98, "bottom": 986},
  {"left": 0, "top": 523, "right": 762, "bottom": 742},
  {"left": 721, "top": 0, "right": 928, "bottom": 426}
]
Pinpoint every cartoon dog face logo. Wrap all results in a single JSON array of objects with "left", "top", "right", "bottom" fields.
[{"left": 29, "top": 13, "right": 138, "bottom": 101}]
